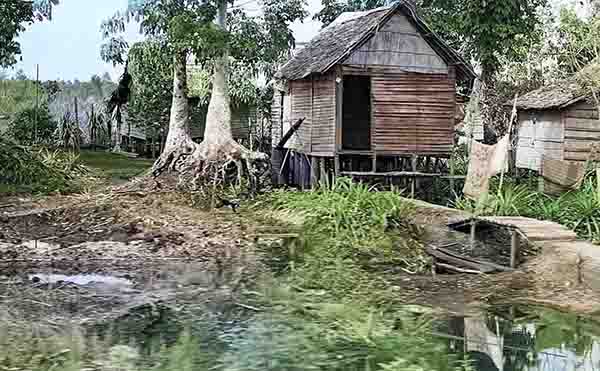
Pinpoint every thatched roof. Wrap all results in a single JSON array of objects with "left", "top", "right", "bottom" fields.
[
  {"left": 277, "top": 1, "right": 475, "bottom": 82},
  {"left": 512, "top": 81, "right": 586, "bottom": 111},
  {"left": 512, "top": 61, "right": 600, "bottom": 111}
]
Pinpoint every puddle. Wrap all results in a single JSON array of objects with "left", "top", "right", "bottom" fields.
[
  {"left": 29, "top": 273, "right": 133, "bottom": 287},
  {"left": 20, "top": 240, "right": 60, "bottom": 250},
  {"left": 436, "top": 305, "right": 600, "bottom": 370},
  {"left": 421, "top": 225, "right": 513, "bottom": 267}
]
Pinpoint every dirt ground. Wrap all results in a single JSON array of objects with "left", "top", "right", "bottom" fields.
[{"left": 2, "top": 186, "right": 600, "bottom": 322}]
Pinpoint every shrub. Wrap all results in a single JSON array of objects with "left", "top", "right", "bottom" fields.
[
  {"left": 0, "top": 137, "right": 90, "bottom": 194},
  {"left": 7, "top": 105, "right": 58, "bottom": 146},
  {"left": 453, "top": 183, "right": 536, "bottom": 217}
]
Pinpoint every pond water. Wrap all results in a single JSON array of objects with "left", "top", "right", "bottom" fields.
[
  {"left": 29, "top": 273, "right": 134, "bottom": 286},
  {"left": 437, "top": 305, "right": 600, "bottom": 371}
]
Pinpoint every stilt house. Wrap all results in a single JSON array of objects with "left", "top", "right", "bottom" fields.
[{"left": 271, "top": 0, "right": 475, "bottom": 187}]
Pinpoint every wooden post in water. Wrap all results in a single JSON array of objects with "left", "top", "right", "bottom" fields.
[
  {"left": 449, "top": 156, "right": 456, "bottom": 195},
  {"left": 470, "top": 220, "right": 477, "bottom": 246},
  {"left": 510, "top": 230, "right": 520, "bottom": 268}
]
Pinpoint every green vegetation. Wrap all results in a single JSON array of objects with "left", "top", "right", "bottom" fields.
[
  {"left": 0, "top": 145, "right": 153, "bottom": 195},
  {"left": 260, "top": 179, "right": 428, "bottom": 300},
  {"left": 454, "top": 172, "right": 600, "bottom": 243},
  {"left": 7, "top": 105, "right": 58, "bottom": 146},
  {"left": 77, "top": 150, "right": 154, "bottom": 182},
  {"left": 0, "top": 137, "right": 90, "bottom": 195}
]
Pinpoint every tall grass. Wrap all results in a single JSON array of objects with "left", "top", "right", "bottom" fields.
[{"left": 258, "top": 178, "right": 428, "bottom": 300}]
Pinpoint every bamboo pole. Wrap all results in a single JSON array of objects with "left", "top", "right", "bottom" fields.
[
  {"left": 34, "top": 64, "right": 39, "bottom": 144},
  {"left": 498, "top": 94, "right": 518, "bottom": 194},
  {"left": 510, "top": 230, "right": 520, "bottom": 268}
]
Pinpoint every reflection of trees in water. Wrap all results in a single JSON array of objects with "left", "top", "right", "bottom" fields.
[
  {"left": 502, "top": 327, "right": 536, "bottom": 371},
  {"left": 442, "top": 306, "right": 600, "bottom": 371}
]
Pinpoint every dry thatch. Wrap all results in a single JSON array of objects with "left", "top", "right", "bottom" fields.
[
  {"left": 276, "top": 1, "right": 475, "bottom": 82},
  {"left": 512, "top": 81, "right": 584, "bottom": 111},
  {"left": 513, "top": 61, "right": 600, "bottom": 111}
]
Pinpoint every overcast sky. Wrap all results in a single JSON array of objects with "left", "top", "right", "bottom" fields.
[
  {"left": 9, "top": 0, "right": 589, "bottom": 82},
  {"left": 10, "top": 0, "right": 323, "bottom": 82}
]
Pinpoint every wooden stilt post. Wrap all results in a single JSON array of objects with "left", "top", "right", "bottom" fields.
[
  {"left": 510, "top": 229, "right": 520, "bottom": 268},
  {"left": 470, "top": 220, "right": 477, "bottom": 246},
  {"left": 320, "top": 157, "right": 327, "bottom": 187},
  {"left": 411, "top": 155, "right": 417, "bottom": 198},
  {"left": 372, "top": 153, "right": 377, "bottom": 173},
  {"left": 311, "top": 156, "right": 319, "bottom": 189},
  {"left": 334, "top": 154, "right": 341, "bottom": 179}
]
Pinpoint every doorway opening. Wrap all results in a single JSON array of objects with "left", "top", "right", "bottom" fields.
[{"left": 342, "top": 76, "right": 371, "bottom": 151}]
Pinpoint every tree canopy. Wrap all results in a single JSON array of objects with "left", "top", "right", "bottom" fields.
[
  {"left": 0, "top": 0, "right": 58, "bottom": 68},
  {"left": 101, "top": 0, "right": 307, "bottom": 76},
  {"left": 313, "top": 0, "right": 389, "bottom": 26}
]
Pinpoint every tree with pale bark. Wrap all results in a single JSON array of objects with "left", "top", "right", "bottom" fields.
[{"left": 101, "top": 0, "right": 307, "bottom": 189}]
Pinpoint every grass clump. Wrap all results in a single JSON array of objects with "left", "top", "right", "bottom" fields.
[
  {"left": 0, "top": 138, "right": 91, "bottom": 194},
  {"left": 258, "top": 178, "right": 428, "bottom": 301}
]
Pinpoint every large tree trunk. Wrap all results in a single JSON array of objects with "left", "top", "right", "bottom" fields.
[
  {"left": 151, "top": 0, "right": 266, "bottom": 188},
  {"left": 203, "top": 0, "right": 232, "bottom": 145},
  {"left": 163, "top": 49, "right": 192, "bottom": 152},
  {"left": 152, "top": 49, "right": 195, "bottom": 173},
  {"left": 480, "top": 62, "right": 498, "bottom": 144}
]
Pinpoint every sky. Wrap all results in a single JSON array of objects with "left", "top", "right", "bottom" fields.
[
  {"left": 8, "top": 0, "right": 590, "bottom": 82},
  {"left": 9, "top": 0, "right": 323, "bottom": 82}
]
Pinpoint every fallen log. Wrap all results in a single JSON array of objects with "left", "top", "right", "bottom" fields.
[
  {"left": 435, "top": 262, "right": 484, "bottom": 275},
  {"left": 436, "top": 246, "right": 515, "bottom": 273},
  {"left": 425, "top": 246, "right": 495, "bottom": 273}
]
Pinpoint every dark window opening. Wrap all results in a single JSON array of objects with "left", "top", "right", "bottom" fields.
[{"left": 342, "top": 76, "right": 371, "bottom": 151}]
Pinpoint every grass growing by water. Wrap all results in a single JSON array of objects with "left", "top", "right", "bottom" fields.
[{"left": 258, "top": 178, "right": 428, "bottom": 301}]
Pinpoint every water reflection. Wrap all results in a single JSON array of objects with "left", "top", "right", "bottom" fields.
[{"left": 438, "top": 306, "right": 600, "bottom": 371}]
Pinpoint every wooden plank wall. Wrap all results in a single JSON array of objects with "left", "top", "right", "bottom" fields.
[
  {"left": 271, "top": 90, "right": 283, "bottom": 146},
  {"left": 516, "top": 110, "right": 564, "bottom": 171},
  {"left": 370, "top": 71, "right": 455, "bottom": 155},
  {"left": 564, "top": 101, "right": 600, "bottom": 161},
  {"left": 287, "top": 80, "right": 312, "bottom": 153},
  {"left": 343, "top": 13, "right": 448, "bottom": 74},
  {"left": 311, "top": 76, "right": 336, "bottom": 155}
]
